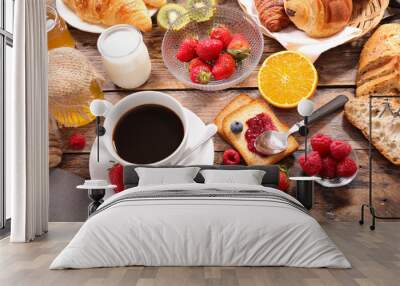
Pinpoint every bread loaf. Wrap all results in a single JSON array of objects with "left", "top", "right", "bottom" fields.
[
  {"left": 283, "top": 0, "right": 352, "bottom": 38},
  {"left": 356, "top": 24, "right": 400, "bottom": 97},
  {"left": 345, "top": 97, "right": 400, "bottom": 165},
  {"left": 255, "top": 0, "right": 291, "bottom": 32},
  {"left": 63, "top": 0, "right": 152, "bottom": 32}
]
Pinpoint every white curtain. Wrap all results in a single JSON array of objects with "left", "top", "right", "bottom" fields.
[{"left": 8, "top": 0, "right": 49, "bottom": 242}]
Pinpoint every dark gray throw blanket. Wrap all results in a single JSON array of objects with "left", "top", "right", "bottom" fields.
[{"left": 92, "top": 189, "right": 308, "bottom": 217}]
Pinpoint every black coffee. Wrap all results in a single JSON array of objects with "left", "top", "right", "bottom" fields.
[{"left": 112, "top": 104, "right": 184, "bottom": 164}]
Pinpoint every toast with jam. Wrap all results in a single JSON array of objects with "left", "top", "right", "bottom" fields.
[
  {"left": 214, "top": 94, "right": 254, "bottom": 140},
  {"left": 217, "top": 97, "right": 299, "bottom": 166}
]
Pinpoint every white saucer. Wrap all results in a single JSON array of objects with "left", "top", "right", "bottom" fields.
[
  {"left": 56, "top": 0, "right": 158, "bottom": 34},
  {"left": 89, "top": 108, "right": 214, "bottom": 198}
]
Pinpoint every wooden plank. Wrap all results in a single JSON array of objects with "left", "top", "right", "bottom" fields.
[
  {"left": 59, "top": 88, "right": 368, "bottom": 153},
  {"left": 2, "top": 222, "right": 400, "bottom": 285},
  {"left": 68, "top": 1, "right": 365, "bottom": 91},
  {"left": 58, "top": 148, "right": 400, "bottom": 222}
]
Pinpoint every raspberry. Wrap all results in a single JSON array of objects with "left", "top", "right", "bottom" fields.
[
  {"left": 311, "top": 133, "right": 332, "bottom": 157},
  {"left": 223, "top": 149, "right": 241, "bottom": 165},
  {"left": 69, "top": 133, "right": 86, "bottom": 150},
  {"left": 337, "top": 157, "right": 358, "bottom": 177},
  {"left": 298, "top": 151, "right": 322, "bottom": 176},
  {"left": 330, "top": 140, "right": 352, "bottom": 161},
  {"left": 320, "top": 156, "right": 337, "bottom": 178}
]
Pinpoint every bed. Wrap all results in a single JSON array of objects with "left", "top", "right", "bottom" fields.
[{"left": 50, "top": 165, "right": 350, "bottom": 269}]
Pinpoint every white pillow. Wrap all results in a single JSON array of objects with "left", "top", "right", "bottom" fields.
[
  {"left": 200, "top": 169, "right": 266, "bottom": 185},
  {"left": 136, "top": 167, "right": 201, "bottom": 186}
]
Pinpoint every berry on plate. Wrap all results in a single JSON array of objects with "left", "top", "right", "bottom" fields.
[
  {"left": 190, "top": 65, "right": 212, "bottom": 84},
  {"left": 69, "top": 133, "right": 86, "bottom": 150},
  {"left": 108, "top": 163, "right": 124, "bottom": 193},
  {"left": 311, "top": 133, "right": 332, "bottom": 157},
  {"left": 278, "top": 166, "right": 290, "bottom": 192},
  {"left": 330, "top": 140, "right": 352, "bottom": 161},
  {"left": 176, "top": 37, "right": 198, "bottom": 62},
  {"left": 188, "top": 58, "right": 211, "bottom": 72},
  {"left": 195, "top": 38, "right": 223, "bottom": 61},
  {"left": 212, "top": 53, "right": 236, "bottom": 80},
  {"left": 298, "top": 151, "right": 322, "bottom": 176},
  {"left": 230, "top": 121, "right": 243, "bottom": 134},
  {"left": 336, "top": 157, "right": 358, "bottom": 177},
  {"left": 320, "top": 156, "right": 337, "bottom": 179},
  {"left": 210, "top": 25, "right": 232, "bottom": 48},
  {"left": 223, "top": 149, "right": 241, "bottom": 165},
  {"left": 227, "top": 33, "right": 251, "bottom": 61}
]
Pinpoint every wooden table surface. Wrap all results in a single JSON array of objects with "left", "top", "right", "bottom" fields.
[{"left": 57, "top": 0, "right": 400, "bottom": 222}]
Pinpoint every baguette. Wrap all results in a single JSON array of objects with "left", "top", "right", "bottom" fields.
[{"left": 222, "top": 99, "right": 298, "bottom": 165}]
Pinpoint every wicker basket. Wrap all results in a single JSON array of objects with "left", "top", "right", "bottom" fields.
[{"left": 349, "top": 0, "right": 390, "bottom": 41}]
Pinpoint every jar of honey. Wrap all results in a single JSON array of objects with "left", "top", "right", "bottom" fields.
[{"left": 47, "top": 5, "right": 75, "bottom": 50}]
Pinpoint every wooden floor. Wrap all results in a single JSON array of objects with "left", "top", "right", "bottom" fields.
[{"left": 0, "top": 222, "right": 399, "bottom": 286}]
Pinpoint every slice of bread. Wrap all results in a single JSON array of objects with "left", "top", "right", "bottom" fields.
[
  {"left": 222, "top": 99, "right": 299, "bottom": 165},
  {"left": 344, "top": 97, "right": 400, "bottom": 165},
  {"left": 214, "top": 94, "right": 254, "bottom": 141},
  {"left": 358, "top": 24, "right": 400, "bottom": 75},
  {"left": 356, "top": 24, "right": 400, "bottom": 97},
  {"left": 356, "top": 58, "right": 397, "bottom": 87},
  {"left": 356, "top": 72, "right": 400, "bottom": 97}
]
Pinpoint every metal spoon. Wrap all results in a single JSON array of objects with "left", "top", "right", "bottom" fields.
[{"left": 255, "top": 95, "right": 349, "bottom": 155}]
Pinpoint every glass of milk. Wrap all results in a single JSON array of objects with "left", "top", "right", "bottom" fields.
[{"left": 97, "top": 25, "right": 152, "bottom": 89}]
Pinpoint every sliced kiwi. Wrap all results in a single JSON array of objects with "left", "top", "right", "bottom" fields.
[
  {"left": 157, "top": 3, "right": 189, "bottom": 31},
  {"left": 186, "top": 0, "right": 217, "bottom": 23}
]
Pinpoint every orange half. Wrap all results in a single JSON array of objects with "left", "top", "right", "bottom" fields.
[{"left": 258, "top": 51, "right": 318, "bottom": 108}]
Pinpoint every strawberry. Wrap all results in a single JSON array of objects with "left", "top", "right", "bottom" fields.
[
  {"left": 195, "top": 38, "right": 223, "bottom": 61},
  {"left": 223, "top": 149, "right": 241, "bottom": 165},
  {"left": 190, "top": 65, "right": 212, "bottom": 84},
  {"left": 210, "top": 25, "right": 232, "bottom": 48},
  {"left": 227, "top": 33, "right": 251, "bottom": 61},
  {"left": 188, "top": 57, "right": 212, "bottom": 72},
  {"left": 278, "top": 166, "right": 290, "bottom": 192},
  {"left": 176, "top": 37, "right": 198, "bottom": 62},
  {"left": 108, "top": 163, "right": 124, "bottom": 193},
  {"left": 212, "top": 53, "right": 236, "bottom": 80},
  {"left": 69, "top": 133, "right": 86, "bottom": 150}
]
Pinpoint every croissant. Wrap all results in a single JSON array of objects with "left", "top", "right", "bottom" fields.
[
  {"left": 143, "top": 0, "right": 166, "bottom": 8},
  {"left": 63, "top": 0, "right": 152, "bottom": 32},
  {"left": 283, "top": 0, "right": 352, "bottom": 38},
  {"left": 255, "top": 0, "right": 291, "bottom": 32}
]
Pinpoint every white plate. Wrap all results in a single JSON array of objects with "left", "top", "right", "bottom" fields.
[
  {"left": 56, "top": 0, "right": 158, "bottom": 34},
  {"left": 89, "top": 108, "right": 215, "bottom": 198}
]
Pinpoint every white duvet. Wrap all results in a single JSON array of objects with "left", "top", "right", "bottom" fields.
[{"left": 50, "top": 183, "right": 350, "bottom": 269}]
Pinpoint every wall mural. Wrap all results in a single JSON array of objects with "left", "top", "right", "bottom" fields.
[{"left": 46, "top": 0, "right": 400, "bottom": 223}]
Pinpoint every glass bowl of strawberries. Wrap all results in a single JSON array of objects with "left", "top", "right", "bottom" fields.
[{"left": 162, "top": 5, "right": 264, "bottom": 91}]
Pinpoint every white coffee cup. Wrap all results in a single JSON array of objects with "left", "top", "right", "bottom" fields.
[{"left": 94, "top": 91, "right": 188, "bottom": 166}]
